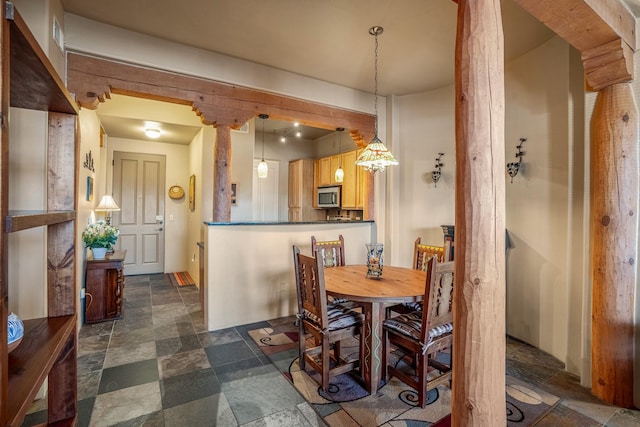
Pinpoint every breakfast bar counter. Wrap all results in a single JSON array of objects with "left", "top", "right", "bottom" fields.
[{"left": 203, "top": 220, "right": 375, "bottom": 331}]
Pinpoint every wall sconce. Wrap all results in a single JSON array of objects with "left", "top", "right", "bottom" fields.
[
  {"left": 432, "top": 153, "right": 444, "bottom": 187},
  {"left": 506, "top": 138, "right": 526, "bottom": 183}
]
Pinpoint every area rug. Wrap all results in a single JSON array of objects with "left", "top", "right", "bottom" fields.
[
  {"left": 249, "top": 321, "right": 560, "bottom": 426},
  {"left": 167, "top": 271, "right": 195, "bottom": 286}
]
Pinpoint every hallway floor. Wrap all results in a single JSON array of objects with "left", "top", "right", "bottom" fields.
[{"left": 21, "top": 273, "right": 640, "bottom": 426}]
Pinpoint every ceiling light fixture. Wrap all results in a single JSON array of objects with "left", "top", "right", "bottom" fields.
[
  {"left": 335, "top": 127, "right": 345, "bottom": 183},
  {"left": 257, "top": 114, "right": 269, "bottom": 179},
  {"left": 355, "top": 26, "right": 399, "bottom": 174},
  {"left": 145, "top": 128, "right": 161, "bottom": 139},
  {"left": 295, "top": 129, "right": 302, "bottom": 138}
]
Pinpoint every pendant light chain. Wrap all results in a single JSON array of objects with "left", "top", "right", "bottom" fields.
[{"left": 373, "top": 29, "right": 379, "bottom": 137}]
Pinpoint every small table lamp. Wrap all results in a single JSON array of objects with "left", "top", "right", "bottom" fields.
[{"left": 96, "top": 195, "right": 120, "bottom": 225}]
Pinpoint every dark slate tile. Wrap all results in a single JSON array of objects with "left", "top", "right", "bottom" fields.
[
  {"left": 198, "top": 327, "right": 243, "bottom": 348},
  {"left": 156, "top": 334, "right": 202, "bottom": 357},
  {"left": 204, "top": 340, "right": 256, "bottom": 367},
  {"left": 535, "top": 403, "right": 601, "bottom": 427},
  {"left": 213, "top": 356, "right": 277, "bottom": 383},
  {"left": 79, "top": 321, "right": 115, "bottom": 338},
  {"left": 78, "top": 350, "right": 106, "bottom": 375},
  {"left": 98, "top": 359, "right": 159, "bottom": 394},
  {"left": 78, "top": 397, "right": 96, "bottom": 427},
  {"left": 20, "top": 409, "right": 47, "bottom": 427},
  {"left": 111, "top": 410, "right": 164, "bottom": 426},
  {"left": 159, "top": 368, "right": 220, "bottom": 410}
]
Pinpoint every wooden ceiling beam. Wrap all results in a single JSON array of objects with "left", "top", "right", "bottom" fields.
[
  {"left": 66, "top": 53, "right": 375, "bottom": 139},
  {"left": 513, "top": 0, "right": 635, "bottom": 51},
  {"left": 513, "top": 0, "right": 635, "bottom": 90}
]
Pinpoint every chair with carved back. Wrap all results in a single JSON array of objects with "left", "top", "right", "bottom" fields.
[
  {"left": 311, "top": 234, "right": 346, "bottom": 268},
  {"left": 292, "top": 246, "right": 365, "bottom": 392},
  {"left": 382, "top": 257, "right": 455, "bottom": 408},
  {"left": 386, "top": 237, "right": 445, "bottom": 318}
]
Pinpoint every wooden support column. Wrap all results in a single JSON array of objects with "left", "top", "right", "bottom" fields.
[
  {"left": 453, "top": 0, "right": 506, "bottom": 425},
  {"left": 213, "top": 125, "right": 232, "bottom": 222},
  {"left": 590, "top": 83, "right": 638, "bottom": 408}
]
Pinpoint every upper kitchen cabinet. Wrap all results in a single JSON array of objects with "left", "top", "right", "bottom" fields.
[
  {"left": 340, "top": 150, "right": 358, "bottom": 209},
  {"left": 314, "top": 149, "right": 366, "bottom": 211}
]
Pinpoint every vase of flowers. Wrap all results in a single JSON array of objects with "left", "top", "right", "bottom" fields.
[{"left": 82, "top": 220, "right": 119, "bottom": 260}]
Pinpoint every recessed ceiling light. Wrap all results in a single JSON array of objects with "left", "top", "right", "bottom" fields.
[{"left": 145, "top": 128, "right": 161, "bottom": 138}]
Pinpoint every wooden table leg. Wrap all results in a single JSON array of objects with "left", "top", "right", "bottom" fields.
[{"left": 361, "top": 301, "right": 384, "bottom": 393}]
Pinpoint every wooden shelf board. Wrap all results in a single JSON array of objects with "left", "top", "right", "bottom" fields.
[
  {"left": 7, "top": 4, "right": 78, "bottom": 114},
  {"left": 6, "top": 315, "right": 76, "bottom": 426},
  {"left": 6, "top": 210, "right": 75, "bottom": 232}
]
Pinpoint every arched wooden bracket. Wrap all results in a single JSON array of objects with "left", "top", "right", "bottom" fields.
[{"left": 582, "top": 39, "right": 634, "bottom": 91}]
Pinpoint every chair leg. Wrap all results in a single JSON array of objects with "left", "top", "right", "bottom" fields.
[
  {"left": 321, "top": 335, "right": 331, "bottom": 392},
  {"left": 334, "top": 340, "right": 341, "bottom": 363},
  {"left": 418, "top": 352, "right": 428, "bottom": 408},
  {"left": 298, "top": 321, "right": 306, "bottom": 370}
]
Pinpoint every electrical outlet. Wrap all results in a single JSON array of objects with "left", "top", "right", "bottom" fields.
[{"left": 279, "top": 281, "right": 286, "bottom": 291}]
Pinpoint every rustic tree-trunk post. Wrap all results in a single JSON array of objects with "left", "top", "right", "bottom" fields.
[
  {"left": 590, "top": 83, "right": 638, "bottom": 409},
  {"left": 213, "top": 125, "right": 232, "bottom": 222},
  {"left": 453, "top": 0, "right": 506, "bottom": 425}
]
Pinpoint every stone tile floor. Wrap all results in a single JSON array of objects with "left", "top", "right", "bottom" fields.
[{"left": 20, "top": 273, "right": 640, "bottom": 426}]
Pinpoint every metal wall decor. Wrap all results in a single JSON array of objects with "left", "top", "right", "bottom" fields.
[
  {"left": 507, "top": 138, "right": 526, "bottom": 183},
  {"left": 83, "top": 150, "right": 95, "bottom": 172},
  {"left": 432, "top": 153, "right": 444, "bottom": 187}
]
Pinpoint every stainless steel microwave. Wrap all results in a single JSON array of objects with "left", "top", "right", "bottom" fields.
[{"left": 317, "top": 186, "right": 341, "bottom": 208}]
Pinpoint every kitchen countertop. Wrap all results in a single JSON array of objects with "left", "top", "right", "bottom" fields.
[{"left": 204, "top": 220, "right": 374, "bottom": 226}]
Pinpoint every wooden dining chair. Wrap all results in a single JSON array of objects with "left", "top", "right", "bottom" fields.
[
  {"left": 292, "top": 246, "right": 365, "bottom": 392},
  {"left": 386, "top": 237, "right": 446, "bottom": 317},
  {"left": 311, "top": 234, "right": 345, "bottom": 268},
  {"left": 382, "top": 257, "right": 454, "bottom": 408}
]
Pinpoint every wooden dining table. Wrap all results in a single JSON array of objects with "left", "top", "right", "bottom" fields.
[{"left": 323, "top": 264, "right": 426, "bottom": 394}]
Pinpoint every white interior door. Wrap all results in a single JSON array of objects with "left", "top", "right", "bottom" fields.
[
  {"left": 113, "top": 151, "right": 166, "bottom": 274},
  {"left": 252, "top": 159, "right": 279, "bottom": 221}
]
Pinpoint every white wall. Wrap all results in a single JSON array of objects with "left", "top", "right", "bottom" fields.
[
  {"left": 396, "top": 85, "right": 456, "bottom": 268},
  {"left": 106, "top": 137, "right": 190, "bottom": 273},
  {"left": 206, "top": 222, "right": 374, "bottom": 330},
  {"left": 391, "top": 36, "right": 589, "bottom": 379}
]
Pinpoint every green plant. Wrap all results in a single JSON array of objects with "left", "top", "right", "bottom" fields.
[{"left": 82, "top": 221, "right": 119, "bottom": 249}]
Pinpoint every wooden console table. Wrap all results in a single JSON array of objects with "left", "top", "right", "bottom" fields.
[{"left": 85, "top": 250, "right": 127, "bottom": 323}]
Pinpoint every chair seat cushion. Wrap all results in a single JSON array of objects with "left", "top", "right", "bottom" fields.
[
  {"left": 303, "top": 301, "right": 364, "bottom": 331},
  {"left": 383, "top": 311, "right": 452, "bottom": 343},
  {"left": 400, "top": 301, "right": 422, "bottom": 312}
]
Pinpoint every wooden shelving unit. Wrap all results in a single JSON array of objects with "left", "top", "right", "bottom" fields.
[{"left": 0, "top": 1, "right": 79, "bottom": 426}]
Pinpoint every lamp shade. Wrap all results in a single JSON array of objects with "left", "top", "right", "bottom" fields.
[
  {"left": 96, "top": 195, "right": 120, "bottom": 211},
  {"left": 257, "top": 160, "right": 268, "bottom": 179},
  {"left": 355, "top": 136, "right": 399, "bottom": 173},
  {"left": 335, "top": 167, "right": 344, "bottom": 183}
]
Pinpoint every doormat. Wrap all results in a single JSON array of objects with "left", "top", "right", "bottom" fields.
[{"left": 167, "top": 271, "right": 195, "bottom": 287}]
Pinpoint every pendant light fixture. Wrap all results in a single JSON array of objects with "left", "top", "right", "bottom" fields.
[
  {"left": 355, "top": 26, "right": 399, "bottom": 174},
  {"left": 257, "top": 114, "right": 269, "bottom": 179},
  {"left": 334, "top": 127, "right": 345, "bottom": 183}
]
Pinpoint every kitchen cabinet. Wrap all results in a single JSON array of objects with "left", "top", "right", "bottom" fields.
[
  {"left": 0, "top": 2, "right": 80, "bottom": 425},
  {"left": 314, "top": 149, "right": 367, "bottom": 210},
  {"left": 85, "top": 250, "right": 127, "bottom": 323},
  {"left": 356, "top": 148, "right": 367, "bottom": 209},
  {"left": 340, "top": 150, "right": 359, "bottom": 209},
  {"left": 289, "top": 159, "right": 324, "bottom": 221}
]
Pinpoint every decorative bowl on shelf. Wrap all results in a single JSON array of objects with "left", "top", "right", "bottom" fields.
[{"left": 8, "top": 312, "right": 24, "bottom": 353}]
